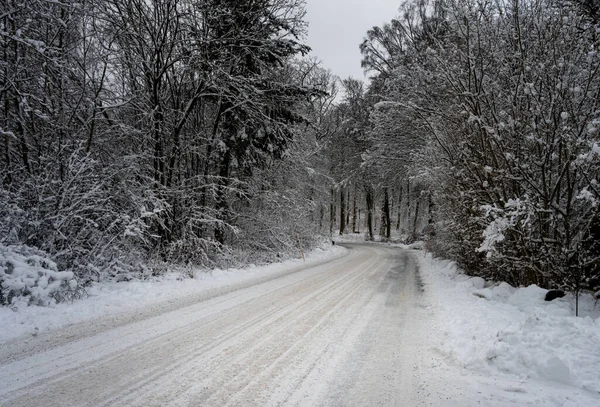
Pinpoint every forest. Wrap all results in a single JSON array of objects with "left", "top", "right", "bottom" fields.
[{"left": 1, "top": 0, "right": 599, "bottom": 305}]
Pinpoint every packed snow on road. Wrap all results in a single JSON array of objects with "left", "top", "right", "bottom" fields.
[{"left": 1, "top": 243, "right": 599, "bottom": 406}]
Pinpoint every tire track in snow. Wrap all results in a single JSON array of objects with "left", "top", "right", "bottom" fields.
[
  {"left": 100, "top": 250, "right": 382, "bottom": 407},
  {"left": 0, "top": 248, "right": 362, "bottom": 395},
  {"left": 0, "top": 245, "right": 425, "bottom": 407}
]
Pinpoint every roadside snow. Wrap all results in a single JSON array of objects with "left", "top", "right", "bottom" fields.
[
  {"left": 418, "top": 252, "right": 600, "bottom": 406},
  {"left": 0, "top": 245, "right": 346, "bottom": 343}
]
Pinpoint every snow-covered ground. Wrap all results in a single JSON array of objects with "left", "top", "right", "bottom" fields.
[
  {"left": 417, "top": 251, "right": 600, "bottom": 406},
  {"left": 0, "top": 244, "right": 347, "bottom": 343},
  {"left": 335, "top": 232, "right": 600, "bottom": 405},
  {"left": 0, "top": 244, "right": 426, "bottom": 407},
  {"left": 2, "top": 238, "right": 599, "bottom": 406}
]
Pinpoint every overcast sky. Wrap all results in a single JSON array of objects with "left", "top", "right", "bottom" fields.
[{"left": 304, "top": 0, "right": 401, "bottom": 82}]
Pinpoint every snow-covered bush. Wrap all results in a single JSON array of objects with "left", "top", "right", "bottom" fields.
[
  {"left": 0, "top": 245, "right": 82, "bottom": 307},
  {"left": 0, "top": 0, "right": 335, "bottom": 296},
  {"left": 164, "top": 237, "right": 224, "bottom": 269},
  {"left": 387, "top": 0, "right": 600, "bottom": 290},
  {"left": 0, "top": 148, "right": 168, "bottom": 282}
]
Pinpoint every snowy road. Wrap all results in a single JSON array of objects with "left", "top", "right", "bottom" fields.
[{"left": 0, "top": 244, "right": 432, "bottom": 407}]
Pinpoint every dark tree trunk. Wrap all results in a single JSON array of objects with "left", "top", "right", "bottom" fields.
[
  {"left": 412, "top": 193, "right": 420, "bottom": 240},
  {"left": 340, "top": 187, "right": 346, "bottom": 235},
  {"left": 405, "top": 179, "right": 411, "bottom": 234},
  {"left": 428, "top": 192, "right": 434, "bottom": 224},
  {"left": 352, "top": 187, "right": 358, "bottom": 233},
  {"left": 366, "top": 186, "right": 374, "bottom": 240},
  {"left": 330, "top": 187, "right": 335, "bottom": 235},
  {"left": 397, "top": 185, "right": 403, "bottom": 230},
  {"left": 346, "top": 188, "right": 350, "bottom": 226},
  {"left": 384, "top": 188, "right": 391, "bottom": 239},
  {"left": 379, "top": 195, "right": 386, "bottom": 237}
]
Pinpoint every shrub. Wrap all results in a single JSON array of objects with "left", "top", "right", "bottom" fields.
[{"left": 0, "top": 245, "right": 83, "bottom": 307}]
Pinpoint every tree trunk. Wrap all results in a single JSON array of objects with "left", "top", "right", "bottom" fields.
[
  {"left": 366, "top": 186, "right": 374, "bottom": 240},
  {"left": 379, "top": 194, "right": 386, "bottom": 238},
  {"left": 319, "top": 204, "right": 324, "bottom": 231},
  {"left": 352, "top": 187, "right": 358, "bottom": 233},
  {"left": 428, "top": 191, "right": 434, "bottom": 225},
  {"left": 152, "top": 100, "right": 165, "bottom": 186},
  {"left": 397, "top": 185, "right": 403, "bottom": 230},
  {"left": 340, "top": 187, "right": 346, "bottom": 235},
  {"left": 330, "top": 188, "right": 335, "bottom": 236},
  {"left": 412, "top": 192, "right": 420, "bottom": 240},
  {"left": 384, "top": 188, "right": 391, "bottom": 239},
  {"left": 406, "top": 179, "right": 411, "bottom": 232},
  {"left": 346, "top": 188, "right": 350, "bottom": 226}
]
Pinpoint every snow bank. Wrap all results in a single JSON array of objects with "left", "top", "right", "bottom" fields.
[
  {"left": 418, "top": 253, "right": 600, "bottom": 397},
  {"left": 0, "top": 245, "right": 78, "bottom": 307},
  {"left": 0, "top": 244, "right": 347, "bottom": 343}
]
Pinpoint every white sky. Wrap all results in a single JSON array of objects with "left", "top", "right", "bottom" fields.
[{"left": 304, "top": 0, "right": 401, "bottom": 82}]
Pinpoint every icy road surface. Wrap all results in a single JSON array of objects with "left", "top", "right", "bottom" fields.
[{"left": 0, "top": 244, "right": 434, "bottom": 406}]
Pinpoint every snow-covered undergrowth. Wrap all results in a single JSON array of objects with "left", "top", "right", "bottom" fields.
[
  {"left": 333, "top": 232, "right": 370, "bottom": 243},
  {"left": 418, "top": 253, "right": 600, "bottom": 396},
  {"left": 0, "top": 244, "right": 346, "bottom": 343},
  {"left": 0, "top": 245, "right": 81, "bottom": 307},
  {"left": 333, "top": 230, "right": 425, "bottom": 249}
]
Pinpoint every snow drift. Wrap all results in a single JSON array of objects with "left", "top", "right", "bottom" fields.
[{"left": 418, "top": 253, "right": 600, "bottom": 394}]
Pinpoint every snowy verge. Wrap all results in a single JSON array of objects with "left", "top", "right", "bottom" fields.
[
  {"left": 417, "top": 252, "right": 600, "bottom": 405},
  {"left": 0, "top": 244, "right": 347, "bottom": 343}
]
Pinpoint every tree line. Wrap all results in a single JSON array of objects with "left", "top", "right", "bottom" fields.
[
  {"left": 329, "top": 0, "right": 600, "bottom": 296},
  {"left": 1, "top": 0, "right": 598, "bottom": 301},
  {"left": 0, "top": 0, "right": 338, "bottom": 285}
]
